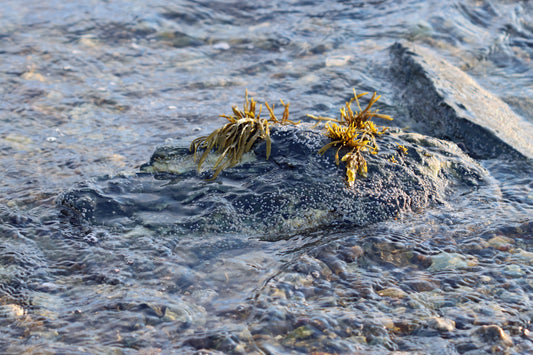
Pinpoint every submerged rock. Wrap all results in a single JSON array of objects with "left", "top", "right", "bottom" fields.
[
  {"left": 472, "top": 325, "right": 514, "bottom": 348},
  {"left": 391, "top": 40, "right": 533, "bottom": 160},
  {"left": 59, "top": 124, "right": 490, "bottom": 236}
]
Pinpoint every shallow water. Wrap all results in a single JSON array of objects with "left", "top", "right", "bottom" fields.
[{"left": 1, "top": 0, "right": 532, "bottom": 353}]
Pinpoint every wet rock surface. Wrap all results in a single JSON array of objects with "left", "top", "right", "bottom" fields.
[
  {"left": 58, "top": 123, "right": 491, "bottom": 236},
  {"left": 391, "top": 40, "right": 533, "bottom": 160}
]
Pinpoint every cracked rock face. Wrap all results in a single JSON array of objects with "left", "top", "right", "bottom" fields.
[{"left": 58, "top": 124, "right": 491, "bottom": 236}]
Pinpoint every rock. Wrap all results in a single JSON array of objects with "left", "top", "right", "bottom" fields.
[
  {"left": 58, "top": 124, "right": 490, "bottom": 236},
  {"left": 502, "top": 264, "right": 524, "bottom": 278},
  {"left": 486, "top": 235, "right": 514, "bottom": 251},
  {"left": 428, "top": 317, "right": 455, "bottom": 332},
  {"left": 0, "top": 304, "right": 25, "bottom": 318},
  {"left": 391, "top": 40, "right": 533, "bottom": 160},
  {"left": 428, "top": 252, "right": 469, "bottom": 272},
  {"left": 513, "top": 249, "right": 533, "bottom": 264},
  {"left": 286, "top": 325, "right": 314, "bottom": 340},
  {"left": 472, "top": 325, "right": 513, "bottom": 347},
  {"left": 405, "top": 280, "right": 437, "bottom": 292},
  {"left": 377, "top": 287, "right": 408, "bottom": 299}
]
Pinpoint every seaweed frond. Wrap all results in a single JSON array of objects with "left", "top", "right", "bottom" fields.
[
  {"left": 308, "top": 89, "right": 392, "bottom": 129},
  {"left": 266, "top": 99, "right": 300, "bottom": 125},
  {"left": 397, "top": 144, "right": 408, "bottom": 155},
  {"left": 318, "top": 121, "right": 373, "bottom": 186},
  {"left": 190, "top": 90, "right": 297, "bottom": 179},
  {"left": 310, "top": 89, "right": 393, "bottom": 186}
]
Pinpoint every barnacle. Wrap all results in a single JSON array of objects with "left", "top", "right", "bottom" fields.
[
  {"left": 309, "top": 89, "right": 393, "bottom": 186},
  {"left": 190, "top": 90, "right": 297, "bottom": 179}
]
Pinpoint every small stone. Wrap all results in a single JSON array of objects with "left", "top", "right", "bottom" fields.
[
  {"left": 428, "top": 317, "right": 455, "bottom": 332},
  {"left": 2, "top": 304, "right": 25, "bottom": 318},
  {"left": 79, "top": 36, "right": 100, "bottom": 48},
  {"left": 290, "top": 325, "right": 314, "bottom": 340},
  {"left": 377, "top": 317, "right": 396, "bottom": 331},
  {"left": 513, "top": 249, "right": 533, "bottom": 264},
  {"left": 472, "top": 325, "right": 513, "bottom": 347},
  {"left": 408, "top": 291, "right": 446, "bottom": 309},
  {"left": 479, "top": 275, "right": 492, "bottom": 283},
  {"left": 3, "top": 134, "right": 33, "bottom": 150},
  {"left": 338, "top": 245, "right": 364, "bottom": 263},
  {"left": 325, "top": 55, "right": 351, "bottom": 67},
  {"left": 146, "top": 304, "right": 164, "bottom": 317},
  {"left": 189, "top": 289, "right": 218, "bottom": 304},
  {"left": 429, "top": 252, "right": 469, "bottom": 271},
  {"left": 37, "top": 282, "right": 62, "bottom": 292},
  {"left": 378, "top": 287, "right": 407, "bottom": 298},
  {"left": 406, "top": 280, "right": 437, "bottom": 292},
  {"left": 503, "top": 264, "right": 524, "bottom": 278},
  {"left": 349, "top": 335, "right": 367, "bottom": 344},
  {"left": 487, "top": 236, "right": 514, "bottom": 251},
  {"left": 368, "top": 335, "right": 396, "bottom": 350},
  {"left": 22, "top": 71, "right": 45, "bottom": 82}
]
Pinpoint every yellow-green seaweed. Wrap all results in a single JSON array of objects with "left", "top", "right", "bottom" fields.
[
  {"left": 190, "top": 90, "right": 297, "bottom": 179},
  {"left": 308, "top": 89, "right": 393, "bottom": 186},
  {"left": 397, "top": 144, "right": 408, "bottom": 155}
]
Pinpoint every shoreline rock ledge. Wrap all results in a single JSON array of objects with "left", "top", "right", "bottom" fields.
[
  {"left": 59, "top": 124, "right": 491, "bottom": 235},
  {"left": 390, "top": 40, "right": 533, "bottom": 160}
]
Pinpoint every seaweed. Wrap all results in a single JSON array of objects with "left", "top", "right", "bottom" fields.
[
  {"left": 397, "top": 144, "right": 408, "bottom": 155},
  {"left": 308, "top": 89, "right": 393, "bottom": 186},
  {"left": 189, "top": 88, "right": 391, "bottom": 185},
  {"left": 190, "top": 90, "right": 297, "bottom": 179}
]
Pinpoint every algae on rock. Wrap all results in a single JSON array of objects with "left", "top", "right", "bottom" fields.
[
  {"left": 308, "top": 89, "right": 393, "bottom": 186},
  {"left": 189, "top": 90, "right": 298, "bottom": 179},
  {"left": 60, "top": 124, "right": 492, "bottom": 236},
  {"left": 59, "top": 88, "right": 495, "bottom": 236}
]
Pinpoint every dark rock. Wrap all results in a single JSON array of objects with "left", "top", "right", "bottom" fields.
[
  {"left": 390, "top": 40, "right": 533, "bottom": 160},
  {"left": 58, "top": 124, "right": 490, "bottom": 236}
]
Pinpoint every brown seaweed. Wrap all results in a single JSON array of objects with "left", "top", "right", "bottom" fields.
[
  {"left": 308, "top": 89, "right": 393, "bottom": 186},
  {"left": 190, "top": 90, "right": 297, "bottom": 179}
]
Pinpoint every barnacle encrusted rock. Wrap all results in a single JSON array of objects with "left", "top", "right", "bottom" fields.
[{"left": 59, "top": 123, "right": 491, "bottom": 236}]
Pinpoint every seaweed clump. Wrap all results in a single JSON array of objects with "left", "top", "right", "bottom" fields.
[
  {"left": 190, "top": 90, "right": 298, "bottom": 179},
  {"left": 308, "top": 89, "right": 393, "bottom": 186}
]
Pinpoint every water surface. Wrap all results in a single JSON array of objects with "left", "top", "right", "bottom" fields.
[{"left": 1, "top": 0, "right": 532, "bottom": 353}]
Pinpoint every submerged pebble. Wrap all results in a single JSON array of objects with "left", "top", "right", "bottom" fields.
[
  {"left": 428, "top": 252, "right": 469, "bottom": 271},
  {"left": 472, "top": 325, "right": 514, "bottom": 347},
  {"left": 0, "top": 304, "right": 25, "bottom": 318},
  {"left": 428, "top": 317, "right": 455, "bottom": 332}
]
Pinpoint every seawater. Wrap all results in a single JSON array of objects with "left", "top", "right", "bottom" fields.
[{"left": 0, "top": 0, "right": 532, "bottom": 353}]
